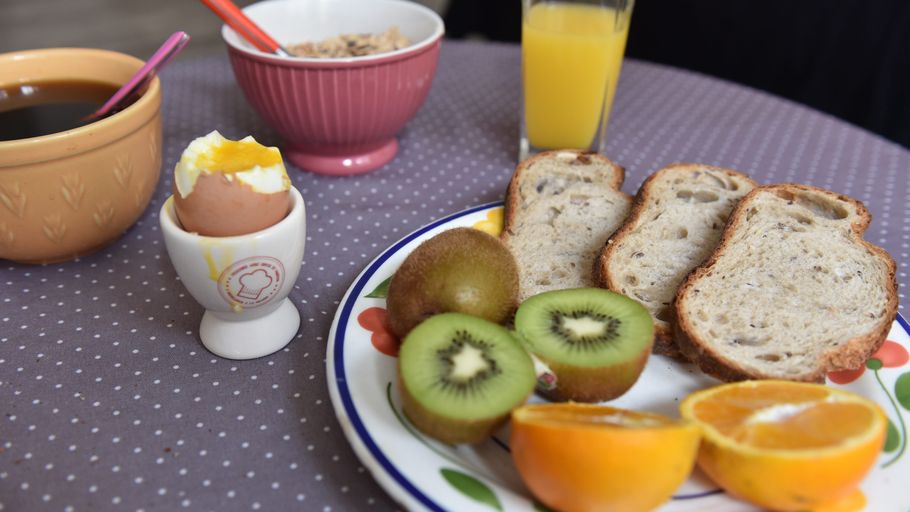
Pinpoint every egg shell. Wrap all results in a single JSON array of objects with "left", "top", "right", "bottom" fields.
[{"left": 173, "top": 172, "right": 291, "bottom": 237}]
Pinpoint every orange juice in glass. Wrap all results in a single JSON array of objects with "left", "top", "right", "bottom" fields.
[{"left": 520, "top": 0, "right": 634, "bottom": 160}]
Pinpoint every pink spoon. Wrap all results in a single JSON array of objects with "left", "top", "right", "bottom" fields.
[{"left": 86, "top": 31, "right": 191, "bottom": 121}]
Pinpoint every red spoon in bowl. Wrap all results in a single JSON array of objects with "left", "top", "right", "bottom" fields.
[{"left": 199, "top": 0, "right": 291, "bottom": 57}]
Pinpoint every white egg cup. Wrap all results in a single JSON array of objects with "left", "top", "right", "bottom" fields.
[{"left": 160, "top": 188, "right": 306, "bottom": 360}]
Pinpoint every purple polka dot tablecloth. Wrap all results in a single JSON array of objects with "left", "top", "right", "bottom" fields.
[{"left": 2, "top": 40, "right": 910, "bottom": 511}]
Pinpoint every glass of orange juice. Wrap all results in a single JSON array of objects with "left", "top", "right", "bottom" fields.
[{"left": 520, "top": 0, "right": 634, "bottom": 161}]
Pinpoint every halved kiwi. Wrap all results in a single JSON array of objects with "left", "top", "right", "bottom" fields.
[
  {"left": 514, "top": 288, "right": 654, "bottom": 402},
  {"left": 398, "top": 313, "right": 535, "bottom": 444}
]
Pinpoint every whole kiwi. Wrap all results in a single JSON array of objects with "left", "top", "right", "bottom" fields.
[{"left": 386, "top": 228, "right": 519, "bottom": 338}]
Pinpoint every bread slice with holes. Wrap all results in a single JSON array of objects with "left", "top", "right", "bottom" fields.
[
  {"left": 674, "top": 184, "right": 898, "bottom": 382},
  {"left": 596, "top": 164, "right": 757, "bottom": 358},
  {"left": 502, "top": 150, "right": 632, "bottom": 303}
]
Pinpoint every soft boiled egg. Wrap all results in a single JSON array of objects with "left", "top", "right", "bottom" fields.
[{"left": 173, "top": 131, "right": 292, "bottom": 237}]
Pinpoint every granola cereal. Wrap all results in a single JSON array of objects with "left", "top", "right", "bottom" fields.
[{"left": 288, "top": 27, "right": 411, "bottom": 58}]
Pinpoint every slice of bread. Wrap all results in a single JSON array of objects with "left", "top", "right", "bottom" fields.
[
  {"left": 597, "top": 164, "right": 757, "bottom": 358},
  {"left": 674, "top": 184, "right": 898, "bottom": 382},
  {"left": 502, "top": 150, "right": 632, "bottom": 303}
]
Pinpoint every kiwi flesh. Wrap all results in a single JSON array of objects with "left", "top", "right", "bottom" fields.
[
  {"left": 514, "top": 288, "right": 654, "bottom": 402},
  {"left": 386, "top": 228, "right": 519, "bottom": 339},
  {"left": 398, "top": 313, "right": 535, "bottom": 444}
]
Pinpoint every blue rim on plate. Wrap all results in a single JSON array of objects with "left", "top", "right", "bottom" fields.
[{"left": 328, "top": 202, "right": 910, "bottom": 511}]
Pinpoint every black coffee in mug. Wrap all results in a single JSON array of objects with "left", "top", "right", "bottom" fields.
[{"left": 0, "top": 80, "right": 126, "bottom": 141}]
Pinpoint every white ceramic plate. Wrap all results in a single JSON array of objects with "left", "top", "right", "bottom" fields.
[{"left": 327, "top": 202, "right": 910, "bottom": 512}]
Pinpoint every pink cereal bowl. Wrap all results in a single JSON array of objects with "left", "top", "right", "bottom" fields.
[{"left": 222, "top": 0, "right": 444, "bottom": 176}]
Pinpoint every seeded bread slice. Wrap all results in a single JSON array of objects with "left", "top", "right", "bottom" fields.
[
  {"left": 674, "top": 184, "right": 898, "bottom": 382},
  {"left": 502, "top": 150, "right": 632, "bottom": 303},
  {"left": 597, "top": 164, "right": 757, "bottom": 358}
]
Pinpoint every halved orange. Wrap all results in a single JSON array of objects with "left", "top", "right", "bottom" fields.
[
  {"left": 680, "top": 380, "right": 886, "bottom": 511},
  {"left": 510, "top": 403, "right": 700, "bottom": 512}
]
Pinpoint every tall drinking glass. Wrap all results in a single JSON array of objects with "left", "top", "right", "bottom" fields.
[{"left": 520, "top": 0, "right": 634, "bottom": 161}]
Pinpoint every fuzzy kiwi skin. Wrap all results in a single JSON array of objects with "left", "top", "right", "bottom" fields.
[
  {"left": 386, "top": 228, "right": 519, "bottom": 339},
  {"left": 534, "top": 350, "right": 652, "bottom": 402},
  {"left": 398, "top": 372, "right": 521, "bottom": 444}
]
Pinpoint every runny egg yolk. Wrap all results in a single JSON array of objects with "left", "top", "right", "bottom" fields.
[
  {"left": 172, "top": 132, "right": 292, "bottom": 237},
  {"left": 195, "top": 139, "right": 283, "bottom": 173}
]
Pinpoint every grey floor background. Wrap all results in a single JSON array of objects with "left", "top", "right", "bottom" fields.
[{"left": 1, "top": 0, "right": 448, "bottom": 60}]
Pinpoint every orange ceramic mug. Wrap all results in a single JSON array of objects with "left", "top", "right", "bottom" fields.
[{"left": 0, "top": 48, "right": 162, "bottom": 264}]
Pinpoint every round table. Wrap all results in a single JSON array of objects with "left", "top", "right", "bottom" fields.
[{"left": 2, "top": 40, "right": 908, "bottom": 511}]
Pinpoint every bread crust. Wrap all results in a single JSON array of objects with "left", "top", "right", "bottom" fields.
[
  {"left": 501, "top": 150, "right": 626, "bottom": 244},
  {"left": 595, "top": 163, "right": 757, "bottom": 359},
  {"left": 673, "top": 183, "right": 898, "bottom": 383}
]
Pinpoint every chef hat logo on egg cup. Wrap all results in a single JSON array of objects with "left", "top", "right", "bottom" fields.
[
  {"left": 238, "top": 269, "right": 271, "bottom": 300},
  {"left": 218, "top": 257, "right": 284, "bottom": 306},
  {"left": 160, "top": 188, "right": 306, "bottom": 360}
]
